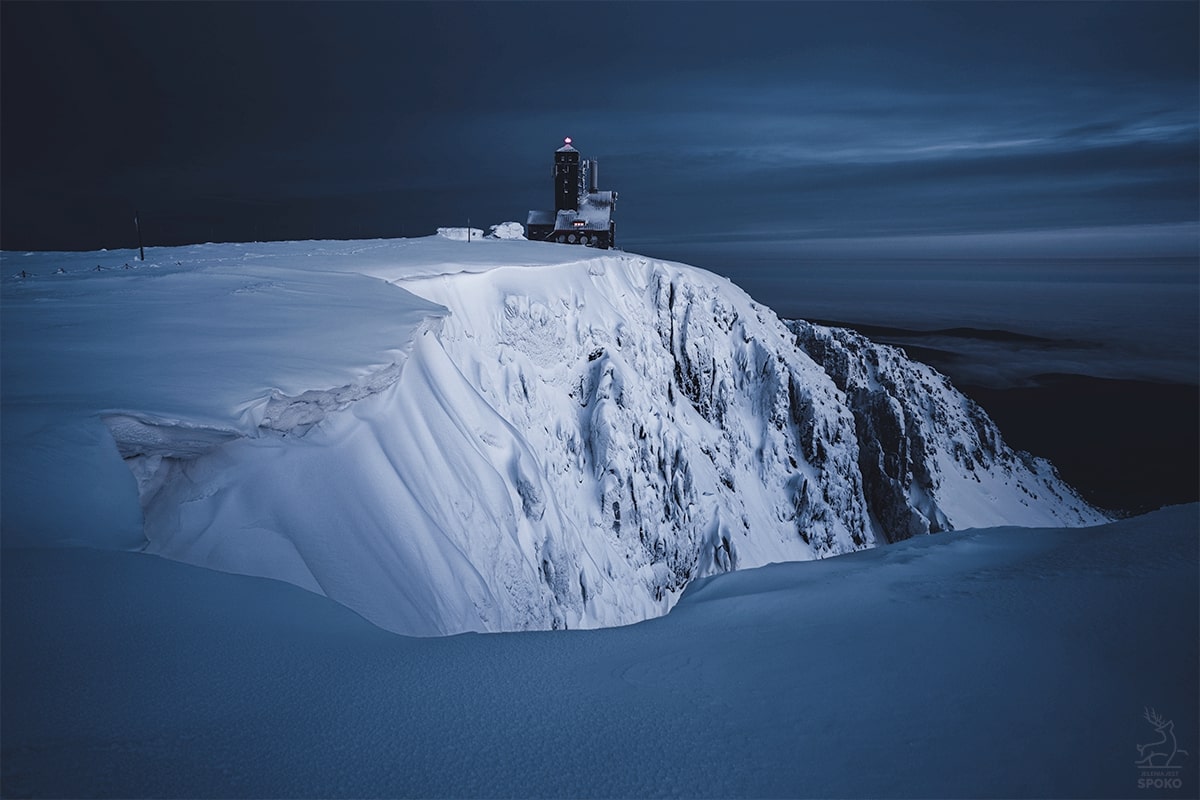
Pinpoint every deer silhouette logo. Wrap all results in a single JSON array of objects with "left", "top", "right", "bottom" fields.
[{"left": 1137, "top": 708, "right": 1189, "bottom": 768}]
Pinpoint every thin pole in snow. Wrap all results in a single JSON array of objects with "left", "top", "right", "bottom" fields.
[
  {"left": 134, "top": 209, "right": 145, "bottom": 261},
  {"left": 468, "top": 217, "right": 471, "bottom": 242}
]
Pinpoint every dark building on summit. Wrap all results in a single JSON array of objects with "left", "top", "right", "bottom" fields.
[{"left": 526, "top": 138, "right": 617, "bottom": 249}]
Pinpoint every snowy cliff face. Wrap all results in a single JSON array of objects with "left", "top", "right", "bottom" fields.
[
  {"left": 789, "top": 321, "right": 1106, "bottom": 540},
  {"left": 391, "top": 255, "right": 876, "bottom": 632},
  {"left": 0, "top": 240, "right": 1107, "bottom": 637}
]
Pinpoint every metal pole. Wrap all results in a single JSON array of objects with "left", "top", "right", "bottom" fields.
[{"left": 134, "top": 209, "right": 145, "bottom": 261}]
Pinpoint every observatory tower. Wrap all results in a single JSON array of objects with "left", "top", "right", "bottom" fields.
[
  {"left": 526, "top": 137, "right": 618, "bottom": 248},
  {"left": 555, "top": 138, "right": 581, "bottom": 213}
]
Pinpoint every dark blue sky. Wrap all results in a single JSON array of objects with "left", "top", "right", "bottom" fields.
[{"left": 2, "top": 1, "right": 1196, "bottom": 260}]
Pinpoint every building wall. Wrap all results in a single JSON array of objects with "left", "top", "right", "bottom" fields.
[{"left": 554, "top": 150, "right": 580, "bottom": 212}]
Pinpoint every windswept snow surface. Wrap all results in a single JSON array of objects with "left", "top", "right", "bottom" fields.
[
  {"left": 1, "top": 241, "right": 448, "bottom": 550},
  {"left": 2, "top": 505, "right": 1196, "bottom": 799},
  {"left": 489, "top": 221, "right": 527, "bottom": 240},
  {"left": 1, "top": 238, "right": 1106, "bottom": 636}
]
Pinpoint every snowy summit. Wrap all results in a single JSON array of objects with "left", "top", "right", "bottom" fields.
[{"left": 1, "top": 237, "right": 1106, "bottom": 636}]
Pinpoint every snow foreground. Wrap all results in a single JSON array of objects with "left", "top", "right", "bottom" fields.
[
  {"left": 2, "top": 505, "right": 1195, "bottom": 799},
  {"left": 1, "top": 238, "right": 1106, "bottom": 635}
]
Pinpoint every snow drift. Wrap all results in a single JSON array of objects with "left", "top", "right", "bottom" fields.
[
  {"left": 489, "top": 221, "right": 526, "bottom": 240},
  {"left": 0, "top": 238, "right": 1107, "bottom": 635},
  {"left": 4, "top": 504, "right": 1194, "bottom": 798}
]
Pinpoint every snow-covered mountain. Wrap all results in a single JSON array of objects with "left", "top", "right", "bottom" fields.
[{"left": 0, "top": 237, "right": 1107, "bottom": 636}]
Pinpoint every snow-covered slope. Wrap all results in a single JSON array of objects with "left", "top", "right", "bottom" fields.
[
  {"left": 790, "top": 320, "right": 1099, "bottom": 539},
  {"left": 1, "top": 238, "right": 1107, "bottom": 636},
  {"left": 4, "top": 505, "right": 1195, "bottom": 798}
]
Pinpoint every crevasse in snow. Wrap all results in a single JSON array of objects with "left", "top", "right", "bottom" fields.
[{"left": 0, "top": 238, "right": 1108, "bottom": 636}]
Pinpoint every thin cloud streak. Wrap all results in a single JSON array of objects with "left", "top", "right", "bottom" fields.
[
  {"left": 1, "top": 2, "right": 1195, "bottom": 255},
  {"left": 633, "top": 222, "right": 1200, "bottom": 259}
]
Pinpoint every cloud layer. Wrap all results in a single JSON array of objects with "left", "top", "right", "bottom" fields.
[{"left": 2, "top": 2, "right": 1196, "bottom": 257}]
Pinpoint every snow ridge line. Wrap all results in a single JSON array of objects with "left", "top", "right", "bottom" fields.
[
  {"left": 103, "top": 313, "right": 446, "bottom": 516},
  {"left": 238, "top": 314, "right": 446, "bottom": 436}
]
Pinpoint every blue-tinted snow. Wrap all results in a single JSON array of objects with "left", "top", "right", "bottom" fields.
[
  {"left": 3, "top": 504, "right": 1196, "bottom": 798},
  {"left": 2, "top": 237, "right": 1105, "bottom": 638}
]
